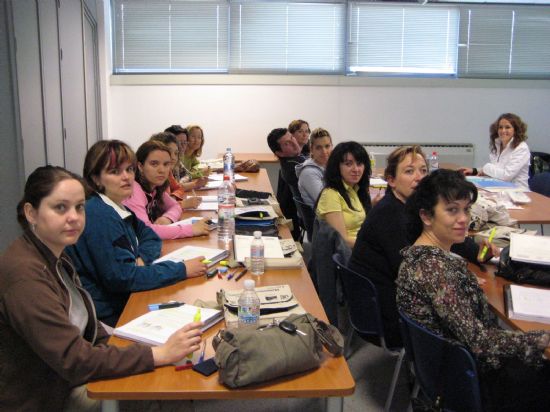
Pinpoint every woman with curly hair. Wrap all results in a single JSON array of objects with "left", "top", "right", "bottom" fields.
[{"left": 460, "top": 113, "right": 530, "bottom": 189}]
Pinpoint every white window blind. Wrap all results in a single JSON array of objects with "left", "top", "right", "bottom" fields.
[
  {"left": 458, "top": 5, "right": 550, "bottom": 78},
  {"left": 348, "top": 3, "right": 459, "bottom": 76},
  {"left": 229, "top": 1, "right": 345, "bottom": 73},
  {"left": 112, "top": 0, "right": 228, "bottom": 73}
]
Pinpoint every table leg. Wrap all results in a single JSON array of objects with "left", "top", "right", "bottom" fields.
[
  {"left": 101, "top": 400, "right": 119, "bottom": 412},
  {"left": 325, "top": 396, "right": 343, "bottom": 412}
]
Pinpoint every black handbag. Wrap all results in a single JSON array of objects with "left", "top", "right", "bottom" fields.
[{"left": 497, "top": 246, "right": 550, "bottom": 286}]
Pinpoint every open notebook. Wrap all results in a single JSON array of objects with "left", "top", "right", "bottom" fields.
[{"left": 114, "top": 304, "right": 223, "bottom": 345}]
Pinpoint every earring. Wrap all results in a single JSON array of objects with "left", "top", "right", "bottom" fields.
[{"left": 30, "top": 223, "right": 37, "bottom": 232}]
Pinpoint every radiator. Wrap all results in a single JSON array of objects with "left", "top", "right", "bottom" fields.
[{"left": 361, "top": 143, "right": 474, "bottom": 169}]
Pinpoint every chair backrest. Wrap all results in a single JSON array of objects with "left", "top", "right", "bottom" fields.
[
  {"left": 529, "top": 172, "right": 550, "bottom": 197},
  {"left": 398, "top": 311, "right": 483, "bottom": 412},
  {"left": 529, "top": 151, "right": 550, "bottom": 177},
  {"left": 293, "top": 195, "right": 315, "bottom": 241},
  {"left": 332, "top": 253, "right": 386, "bottom": 341}
]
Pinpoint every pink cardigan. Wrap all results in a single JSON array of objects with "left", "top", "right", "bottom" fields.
[{"left": 123, "top": 182, "right": 193, "bottom": 240}]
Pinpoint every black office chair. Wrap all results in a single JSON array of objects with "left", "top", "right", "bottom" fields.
[
  {"left": 333, "top": 253, "right": 405, "bottom": 412},
  {"left": 529, "top": 151, "right": 550, "bottom": 178},
  {"left": 529, "top": 172, "right": 550, "bottom": 198},
  {"left": 293, "top": 195, "right": 315, "bottom": 242},
  {"left": 398, "top": 310, "right": 483, "bottom": 412}
]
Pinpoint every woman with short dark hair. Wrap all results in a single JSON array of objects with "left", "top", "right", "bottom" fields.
[{"left": 398, "top": 169, "right": 550, "bottom": 411}]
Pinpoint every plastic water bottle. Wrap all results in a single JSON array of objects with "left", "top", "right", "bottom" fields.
[
  {"left": 217, "top": 175, "right": 235, "bottom": 242},
  {"left": 368, "top": 152, "right": 376, "bottom": 170},
  {"left": 223, "top": 147, "right": 235, "bottom": 182},
  {"left": 250, "top": 231, "right": 265, "bottom": 276},
  {"left": 429, "top": 151, "right": 439, "bottom": 172},
  {"left": 238, "top": 279, "right": 260, "bottom": 328}
]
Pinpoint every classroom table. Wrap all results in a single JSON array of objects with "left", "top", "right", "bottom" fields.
[
  {"left": 469, "top": 262, "right": 550, "bottom": 358},
  {"left": 87, "top": 169, "right": 355, "bottom": 412}
]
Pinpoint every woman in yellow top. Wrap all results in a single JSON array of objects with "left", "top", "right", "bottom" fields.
[
  {"left": 181, "top": 124, "right": 207, "bottom": 179},
  {"left": 316, "top": 141, "right": 372, "bottom": 247}
]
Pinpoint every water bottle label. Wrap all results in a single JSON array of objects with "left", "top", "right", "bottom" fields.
[
  {"left": 238, "top": 306, "right": 259, "bottom": 324},
  {"left": 250, "top": 245, "right": 264, "bottom": 258}
]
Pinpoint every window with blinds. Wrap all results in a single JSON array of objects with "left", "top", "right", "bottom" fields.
[
  {"left": 112, "top": 0, "right": 229, "bottom": 73},
  {"left": 111, "top": 0, "right": 550, "bottom": 79},
  {"left": 458, "top": 5, "right": 550, "bottom": 78},
  {"left": 348, "top": 3, "right": 459, "bottom": 76},
  {"left": 229, "top": 1, "right": 345, "bottom": 73}
]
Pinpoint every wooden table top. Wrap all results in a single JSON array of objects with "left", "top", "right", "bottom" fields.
[
  {"left": 87, "top": 169, "right": 355, "bottom": 401},
  {"left": 469, "top": 262, "right": 550, "bottom": 357},
  {"left": 217, "top": 153, "right": 279, "bottom": 163}
]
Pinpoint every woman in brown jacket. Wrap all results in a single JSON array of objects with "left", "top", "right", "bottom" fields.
[{"left": 0, "top": 166, "right": 202, "bottom": 411}]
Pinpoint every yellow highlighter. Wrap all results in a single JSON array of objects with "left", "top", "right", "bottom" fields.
[
  {"left": 479, "top": 227, "right": 497, "bottom": 261},
  {"left": 186, "top": 308, "right": 202, "bottom": 363}
]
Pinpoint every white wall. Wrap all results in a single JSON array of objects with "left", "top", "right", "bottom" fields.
[{"left": 107, "top": 78, "right": 550, "bottom": 166}]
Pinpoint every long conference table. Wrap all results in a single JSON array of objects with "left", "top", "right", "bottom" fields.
[{"left": 87, "top": 169, "right": 355, "bottom": 412}]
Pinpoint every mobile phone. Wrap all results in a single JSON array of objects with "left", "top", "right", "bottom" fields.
[{"left": 192, "top": 358, "right": 218, "bottom": 376}]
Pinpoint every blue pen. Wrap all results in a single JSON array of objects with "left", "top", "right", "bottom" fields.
[
  {"left": 148, "top": 301, "right": 183, "bottom": 311},
  {"left": 198, "top": 339, "right": 207, "bottom": 363}
]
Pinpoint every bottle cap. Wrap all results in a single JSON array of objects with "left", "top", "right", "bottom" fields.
[
  {"left": 253, "top": 231, "right": 262, "bottom": 238},
  {"left": 244, "top": 279, "right": 255, "bottom": 290}
]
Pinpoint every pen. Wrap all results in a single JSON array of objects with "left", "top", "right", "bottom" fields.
[
  {"left": 479, "top": 227, "right": 497, "bottom": 261},
  {"left": 227, "top": 271, "right": 235, "bottom": 281},
  {"left": 234, "top": 268, "right": 248, "bottom": 281},
  {"left": 198, "top": 338, "right": 207, "bottom": 363},
  {"left": 148, "top": 301, "right": 183, "bottom": 311}
]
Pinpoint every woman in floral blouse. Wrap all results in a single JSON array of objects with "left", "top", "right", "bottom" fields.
[{"left": 397, "top": 169, "right": 550, "bottom": 411}]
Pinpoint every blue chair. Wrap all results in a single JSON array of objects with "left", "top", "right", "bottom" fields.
[
  {"left": 333, "top": 253, "right": 405, "bottom": 412},
  {"left": 529, "top": 172, "right": 550, "bottom": 198},
  {"left": 529, "top": 151, "right": 550, "bottom": 178},
  {"left": 398, "top": 310, "right": 483, "bottom": 412}
]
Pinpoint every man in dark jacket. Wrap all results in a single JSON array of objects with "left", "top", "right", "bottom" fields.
[{"left": 267, "top": 128, "right": 306, "bottom": 239}]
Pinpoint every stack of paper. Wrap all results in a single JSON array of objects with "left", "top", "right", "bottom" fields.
[
  {"left": 233, "top": 234, "right": 284, "bottom": 262},
  {"left": 505, "top": 284, "right": 550, "bottom": 324},
  {"left": 188, "top": 196, "right": 218, "bottom": 211},
  {"left": 114, "top": 304, "right": 223, "bottom": 345},
  {"left": 509, "top": 233, "right": 550, "bottom": 265},
  {"left": 209, "top": 173, "right": 248, "bottom": 182},
  {"left": 154, "top": 245, "right": 228, "bottom": 267}
]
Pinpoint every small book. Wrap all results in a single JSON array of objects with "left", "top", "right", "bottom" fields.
[
  {"left": 504, "top": 284, "right": 550, "bottom": 324},
  {"left": 114, "top": 304, "right": 223, "bottom": 345},
  {"left": 154, "top": 245, "right": 228, "bottom": 267}
]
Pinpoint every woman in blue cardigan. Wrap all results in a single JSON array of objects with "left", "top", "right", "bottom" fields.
[{"left": 66, "top": 140, "right": 207, "bottom": 326}]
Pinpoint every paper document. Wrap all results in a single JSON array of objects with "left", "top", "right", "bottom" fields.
[
  {"left": 189, "top": 202, "right": 218, "bottom": 211},
  {"left": 509, "top": 233, "right": 550, "bottom": 265},
  {"left": 114, "top": 304, "right": 223, "bottom": 346},
  {"left": 199, "top": 195, "right": 217, "bottom": 202},
  {"left": 369, "top": 177, "right": 387, "bottom": 188},
  {"left": 196, "top": 181, "right": 223, "bottom": 190},
  {"left": 209, "top": 173, "right": 248, "bottom": 182},
  {"left": 506, "top": 285, "right": 550, "bottom": 324},
  {"left": 233, "top": 234, "right": 285, "bottom": 262},
  {"left": 154, "top": 245, "right": 228, "bottom": 266}
]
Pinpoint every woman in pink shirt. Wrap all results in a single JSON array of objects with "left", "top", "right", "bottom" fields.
[{"left": 124, "top": 140, "right": 208, "bottom": 239}]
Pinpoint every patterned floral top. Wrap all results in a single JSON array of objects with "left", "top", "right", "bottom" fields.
[{"left": 397, "top": 245, "right": 548, "bottom": 371}]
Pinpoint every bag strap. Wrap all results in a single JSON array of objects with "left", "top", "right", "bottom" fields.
[{"left": 304, "top": 314, "right": 344, "bottom": 356}]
